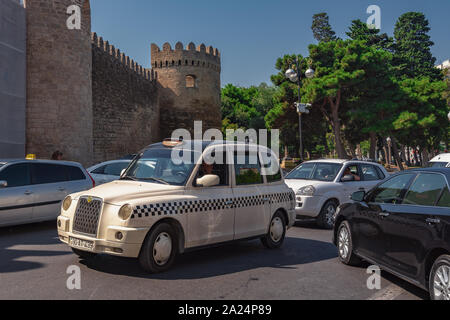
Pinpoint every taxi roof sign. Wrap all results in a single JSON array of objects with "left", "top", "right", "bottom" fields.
[{"left": 26, "top": 154, "right": 36, "bottom": 160}]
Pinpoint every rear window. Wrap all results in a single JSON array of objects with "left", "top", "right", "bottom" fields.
[
  {"left": 429, "top": 162, "right": 448, "bottom": 168},
  {"left": 68, "top": 166, "right": 86, "bottom": 181},
  {"left": 32, "top": 163, "right": 68, "bottom": 184}
]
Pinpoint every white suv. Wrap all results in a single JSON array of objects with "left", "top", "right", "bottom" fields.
[
  {"left": 57, "top": 140, "right": 295, "bottom": 273},
  {"left": 285, "top": 159, "right": 388, "bottom": 229}
]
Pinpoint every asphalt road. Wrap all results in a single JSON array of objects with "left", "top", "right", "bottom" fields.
[{"left": 0, "top": 219, "right": 428, "bottom": 300}]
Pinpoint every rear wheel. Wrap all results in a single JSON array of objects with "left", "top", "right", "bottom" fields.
[
  {"left": 139, "top": 223, "right": 178, "bottom": 273},
  {"left": 317, "top": 200, "right": 338, "bottom": 229},
  {"left": 72, "top": 248, "right": 97, "bottom": 260},
  {"left": 261, "top": 211, "right": 286, "bottom": 249},
  {"left": 429, "top": 255, "right": 450, "bottom": 300},
  {"left": 337, "top": 221, "right": 362, "bottom": 266}
]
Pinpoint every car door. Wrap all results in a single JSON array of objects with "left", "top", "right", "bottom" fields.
[
  {"left": 30, "top": 163, "right": 69, "bottom": 220},
  {"left": 232, "top": 150, "right": 270, "bottom": 239},
  {"left": 339, "top": 163, "right": 366, "bottom": 201},
  {"left": 360, "top": 164, "right": 385, "bottom": 192},
  {"left": 353, "top": 173, "right": 416, "bottom": 263},
  {"left": 381, "top": 173, "right": 449, "bottom": 279},
  {"left": 0, "top": 163, "right": 34, "bottom": 226},
  {"left": 186, "top": 148, "right": 235, "bottom": 247}
]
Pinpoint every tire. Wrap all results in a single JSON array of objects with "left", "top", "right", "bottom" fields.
[
  {"left": 429, "top": 254, "right": 450, "bottom": 300},
  {"left": 317, "top": 200, "right": 338, "bottom": 230},
  {"left": 337, "top": 221, "right": 362, "bottom": 266},
  {"left": 261, "top": 211, "right": 286, "bottom": 249},
  {"left": 139, "top": 223, "right": 178, "bottom": 273},
  {"left": 72, "top": 248, "right": 97, "bottom": 260}
]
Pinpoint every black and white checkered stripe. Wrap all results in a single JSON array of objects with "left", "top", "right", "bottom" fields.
[{"left": 132, "top": 191, "right": 295, "bottom": 219}]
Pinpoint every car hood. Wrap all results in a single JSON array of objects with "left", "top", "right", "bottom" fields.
[
  {"left": 70, "top": 180, "right": 184, "bottom": 205},
  {"left": 284, "top": 179, "right": 325, "bottom": 192}
]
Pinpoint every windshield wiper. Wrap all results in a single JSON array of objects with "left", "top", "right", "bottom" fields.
[
  {"left": 120, "top": 176, "right": 138, "bottom": 181},
  {"left": 140, "top": 177, "right": 170, "bottom": 185}
]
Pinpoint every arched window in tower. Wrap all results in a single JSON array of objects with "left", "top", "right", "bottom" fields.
[{"left": 185, "top": 75, "right": 197, "bottom": 88}]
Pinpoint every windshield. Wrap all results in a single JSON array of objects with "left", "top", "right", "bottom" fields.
[
  {"left": 121, "top": 148, "right": 199, "bottom": 186},
  {"left": 286, "top": 162, "right": 342, "bottom": 182},
  {"left": 429, "top": 162, "right": 448, "bottom": 168}
]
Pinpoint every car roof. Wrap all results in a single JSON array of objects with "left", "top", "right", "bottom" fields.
[
  {"left": 145, "top": 140, "right": 266, "bottom": 152},
  {"left": 408, "top": 167, "right": 450, "bottom": 180},
  {"left": 303, "top": 159, "right": 381, "bottom": 165},
  {"left": 0, "top": 159, "right": 82, "bottom": 167},
  {"left": 430, "top": 153, "right": 450, "bottom": 162}
]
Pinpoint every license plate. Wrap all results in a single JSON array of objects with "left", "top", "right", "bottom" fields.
[{"left": 69, "top": 237, "right": 94, "bottom": 251}]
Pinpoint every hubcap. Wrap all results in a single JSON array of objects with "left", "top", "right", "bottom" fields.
[
  {"left": 338, "top": 227, "right": 350, "bottom": 260},
  {"left": 433, "top": 265, "right": 450, "bottom": 300},
  {"left": 325, "top": 204, "right": 336, "bottom": 226},
  {"left": 270, "top": 217, "right": 284, "bottom": 243},
  {"left": 153, "top": 232, "right": 172, "bottom": 266}
]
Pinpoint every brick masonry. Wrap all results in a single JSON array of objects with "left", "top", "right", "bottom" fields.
[{"left": 23, "top": 0, "right": 221, "bottom": 166}]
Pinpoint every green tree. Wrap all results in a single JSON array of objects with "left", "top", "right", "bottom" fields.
[
  {"left": 393, "top": 12, "right": 442, "bottom": 81},
  {"left": 311, "top": 13, "right": 338, "bottom": 43},
  {"left": 346, "top": 19, "right": 393, "bottom": 51},
  {"left": 304, "top": 40, "right": 394, "bottom": 158}
]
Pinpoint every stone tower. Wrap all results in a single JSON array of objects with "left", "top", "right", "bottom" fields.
[
  {"left": 24, "top": 0, "right": 93, "bottom": 165},
  {"left": 151, "top": 42, "right": 222, "bottom": 139}
]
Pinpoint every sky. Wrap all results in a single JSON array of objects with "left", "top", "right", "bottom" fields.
[{"left": 91, "top": 0, "right": 450, "bottom": 87}]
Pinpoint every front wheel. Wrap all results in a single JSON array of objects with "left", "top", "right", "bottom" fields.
[
  {"left": 317, "top": 200, "right": 338, "bottom": 229},
  {"left": 139, "top": 223, "right": 178, "bottom": 273},
  {"left": 429, "top": 255, "right": 450, "bottom": 300},
  {"left": 261, "top": 211, "right": 286, "bottom": 249},
  {"left": 337, "top": 221, "right": 362, "bottom": 266}
]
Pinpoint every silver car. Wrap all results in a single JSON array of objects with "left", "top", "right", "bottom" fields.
[
  {"left": 87, "top": 160, "right": 132, "bottom": 186},
  {"left": 0, "top": 159, "right": 94, "bottom": 227}
]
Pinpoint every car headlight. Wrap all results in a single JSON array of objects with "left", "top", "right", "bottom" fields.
[
  {"left": 62, "top": 196, "right": 72, "bottom": 211},
  {"left": 118, "top": 204, "right": 133, "bottom": 221},
  {"left": 297, "top": 185, "right": 316, "bottom": 196}
]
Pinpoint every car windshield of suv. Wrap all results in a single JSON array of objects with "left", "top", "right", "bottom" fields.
[
  {"left": 121, "top": 148, "right": 199, "bottom": 186},
  {"left": 429, "top": 162, "right": 448, "bottom": 168},
  {"left": 286, "top": 162, "right": 342, "bottom": 182}
]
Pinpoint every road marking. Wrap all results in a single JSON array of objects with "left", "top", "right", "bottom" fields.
[{"left": 367, "top": 284, "right": 405, "bottom": 300}]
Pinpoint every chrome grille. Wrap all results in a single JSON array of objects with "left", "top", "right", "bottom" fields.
[{"left": 72, "top": 197, "right": 102, "bottom": 236}]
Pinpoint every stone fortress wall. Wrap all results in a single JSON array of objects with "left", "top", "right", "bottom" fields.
[{"left": 19, "top": 0, "right": 221, "bottom": 166}]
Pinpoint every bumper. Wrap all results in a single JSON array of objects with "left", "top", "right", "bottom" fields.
[
  {"left": 294, "top": 195, "right": 326, "bottom": 219},
  {"left": 57, "top": 216, "right": 149, "bottom": 258}
]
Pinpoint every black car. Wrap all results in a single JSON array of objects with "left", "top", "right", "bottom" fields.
[{"left": 333, "top": 168, "right": 450, "bottom": 300}]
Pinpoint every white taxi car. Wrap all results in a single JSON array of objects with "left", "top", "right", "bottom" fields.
[
  {"left": 285, "top": 159, "right": 388, "bottom": 229},
  {"left": 57, "top": 140, "right": 295, "bottom": 273}
]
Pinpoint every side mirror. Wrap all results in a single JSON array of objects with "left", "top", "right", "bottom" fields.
[
  {"left": 341, "top": 174, "right": 355, "bottom": 182},
  {"left": 196, "top": 174, "right": 220, "bottom": 188},
  {"left": 0, "top": 180, "right": 7, "bottom": 188},
  {"left": 351, "top": 191, "right": 366, "bottom": 202}
]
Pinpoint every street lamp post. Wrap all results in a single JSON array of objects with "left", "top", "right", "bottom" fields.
[
  {"left": 386, "top": 137, "right": 392, "bottom": 168},
  {"left": 285, "top": 57, "right": 315, "bottom": 162}
]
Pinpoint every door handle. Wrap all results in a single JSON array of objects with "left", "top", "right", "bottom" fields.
[
  {"left": 379, "top": 211, "right": 390, "bottom": 217},
  {"left": 24, "top": 191, "right": 33, "bottom": 195},
  {"left": 426, "top": 218, "right": 441, "bottom": 225}
]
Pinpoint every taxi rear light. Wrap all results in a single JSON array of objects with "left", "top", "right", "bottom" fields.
[{"left": 86, "top": 170, "right": 95, "bottom": 188}]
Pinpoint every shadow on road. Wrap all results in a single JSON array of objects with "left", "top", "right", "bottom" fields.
[
  {"left": 0, "top": 221, "right": 71, "bottom": 273},
  {"left": 79, "top": 236, "right": 338, "bottom": 280}
]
